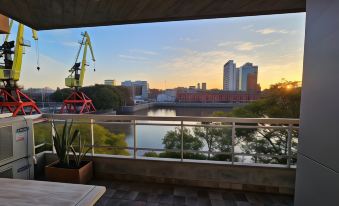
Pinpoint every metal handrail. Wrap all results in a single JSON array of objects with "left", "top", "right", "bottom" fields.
[
  {"left": 42, "top": 114, "right": 299, "bottom": 124},
  {"left": 35, "top": 114, "right": 299, "bottom": 168}
]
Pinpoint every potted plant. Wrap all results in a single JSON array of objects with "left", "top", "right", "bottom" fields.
[{"left": 45, "top": 119, "right": 93, "bottom": 184}]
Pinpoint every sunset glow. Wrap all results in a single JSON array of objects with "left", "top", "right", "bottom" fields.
[{"left": 16, "top": 13, "right": 305, "bottom": 90}]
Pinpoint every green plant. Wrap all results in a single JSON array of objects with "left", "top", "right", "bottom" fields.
[
  {"left": 69, "top": 127, "right": 91, "bottom": 168},
  {"left": 52, "top": 119, "right": 91, "bottom": 168}
]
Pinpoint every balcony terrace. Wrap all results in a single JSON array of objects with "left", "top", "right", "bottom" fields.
[{"left": 30, "top": 114, "right": 298, "bottom": 205}]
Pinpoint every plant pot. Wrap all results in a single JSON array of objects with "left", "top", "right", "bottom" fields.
[{"left": 45, "top": 160, "right": 93, "bottom": 184}]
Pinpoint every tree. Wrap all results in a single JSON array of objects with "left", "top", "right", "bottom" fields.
[
  {"left": 50, "top": 87, "right": 73, "bottom": 102},
  {"left": 213, "top": 127, "right": 233, "bottom": 161},
  {"left": 158, "top": 127, "right": 205, "bottom": 160},
  {"left": 81, "top": 85, "right": 133, "bottom": 110},
  {"left": 214, "top": 80, "right": 301, "bottom": 164},
  {"left": 193, "top": 124, "right": 222, "bottom": 159},
  {"left": 152, "top": 125, "right": 233, "bottom": 161},
  {"left": 50, "top": 84, "right": 133, "bottom": 111},
  {"left": 34, "top": 121, "right": 129, "bottom": 156},
  {"left": 144, "top": 151, "right": 159, "bottom": 158},
  {"left": 163, "top": 127, "right": 203, "bottom": 150},
  {"left": 228, "top": 80, "right": 301, "bottom": 118}
]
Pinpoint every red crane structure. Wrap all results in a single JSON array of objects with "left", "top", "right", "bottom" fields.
[{"left": 60, "top": 32, "right": 96, "bottom": 114}]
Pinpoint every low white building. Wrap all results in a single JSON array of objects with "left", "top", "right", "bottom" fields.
[
  {"left": 121, "top": 80, "right": 149, "bottom": 100},
  {"left": 156, "top": 90, "right": 176, "bottom": 102}
]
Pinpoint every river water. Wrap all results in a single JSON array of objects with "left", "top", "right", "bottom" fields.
[
  {"left": 103, "top": 106, "right": 233, "bottom": 154},
  {"left": 132, "top": 106, "right": 232, "bottom": 117}
]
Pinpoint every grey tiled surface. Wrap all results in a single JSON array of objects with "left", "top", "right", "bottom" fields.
[{"left": 91, "top": 180, "right": 294, "bottom": 206}]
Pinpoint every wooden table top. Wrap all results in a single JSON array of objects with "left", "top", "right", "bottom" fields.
[{"left": 0, "top": 178, "right": 106, "bottom": 206}]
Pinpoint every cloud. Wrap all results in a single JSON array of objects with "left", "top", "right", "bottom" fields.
[
  {"left": 235, "top": 42, "right": 266, "bottom": 51},
  {"left": 129, "top": 49, "right": 157, "bottom": 55},
  {"left": 179, "top": 37, "right": 199, "bottom": 42},
  {"left": 255, "top": 28, "right": 290, "bottom": 35},
  {"left": 242, "top": 25, "right": 294, "bottom": 35},
  {"left": 118, "top": 49, "right": 157, "bottom": 62},
  {"left": 218, "top": 40, "right": 280, "bottom": 51},
  {"left": 217, "top": 42, "right": 236, "bottom": 47},
  {"left": 118, "top": 54, "right": 148, "bottom": 61},
  {"left": 155, "top": 48, "right": 255, "bottom": 88},
  {"left": 162, "top": 46, "right": 192, "bottom": 53}
]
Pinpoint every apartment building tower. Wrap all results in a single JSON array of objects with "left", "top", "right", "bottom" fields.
[{"left": 223, "top": 60, "right": 237, "bottom": 91}]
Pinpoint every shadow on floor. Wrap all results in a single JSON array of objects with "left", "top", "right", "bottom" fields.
[{"left": 91, "top": 179, "right": 294, "bottom": 206}]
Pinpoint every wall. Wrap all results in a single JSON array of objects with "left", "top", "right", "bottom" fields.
[
  {"left": 176, "top": 92, "right": 260, "bottom": 103},
  {"left": 295, "top": 0, "right": 339, "bottom": 205},
  {"left": 43, "top": 153, "right": 295, "bottom": 195},
  {"left": 154, "top": 102, "right": 246, "bottom": 108}
]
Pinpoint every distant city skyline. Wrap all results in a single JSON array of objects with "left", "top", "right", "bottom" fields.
[
  {"left": 12, "top": 13, "right": 305, "bottom": 90},
  {"left": 223, "top": 60, "right": 259, "bottom": 92}
]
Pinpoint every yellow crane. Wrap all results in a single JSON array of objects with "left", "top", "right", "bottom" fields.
[
  {"left": 61, "top": 31, "right": 96, "bottom": 114},
  {"left": 65, "top": 31, "right": 95, "bottom": 89},
  {"left": 0, "top": 20, "right": 41, "bottom": 116}
]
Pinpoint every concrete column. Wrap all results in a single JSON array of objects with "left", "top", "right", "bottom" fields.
[
  {"left": 295, "top": 0, "right": 339, "bottom": 205},
  {"left": 0, "top": 14, "right": 9, "bottom": 34}
]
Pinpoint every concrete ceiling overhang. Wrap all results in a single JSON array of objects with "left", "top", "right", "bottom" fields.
[{"left": 0, "top": 0, "right": 306, "bottom": 30}]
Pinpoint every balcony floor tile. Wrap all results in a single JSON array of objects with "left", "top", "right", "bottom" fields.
[{"left": 91, "top": 180, "right": 293, "bottom": 206}]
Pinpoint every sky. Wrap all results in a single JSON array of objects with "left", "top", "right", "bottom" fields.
[{"left": 6, "top": 12, "right": 305, "bottom": 90}]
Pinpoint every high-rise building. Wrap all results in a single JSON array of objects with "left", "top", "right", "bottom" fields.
[
  {"left": 247, "top": 73, "right": 258, "bottom": 92},
  {"left": 104, "top": 79, "right": 115, "bottom": 86},
  {"left": 202, "top": 82, "right": 207, "bottom": 91},
  {"left": 238, "top": 62, "right": 258, "bottom": 91},
  {"left": 236, "top": 69, "right": 240, "bottom": 91},
  {"left": 197, "top": 83, "right": 201, "bottom": 90},
  {"left": 223, "top": 60, "right": 238, "bottom": 91}
]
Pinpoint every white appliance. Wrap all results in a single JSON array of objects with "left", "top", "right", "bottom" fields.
[{"left": 0, "top": 116, "right": 34, "bottom": 179}]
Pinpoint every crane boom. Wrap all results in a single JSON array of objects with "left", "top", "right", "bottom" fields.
[
  {"left": 11, "top": 23, "right": 24, "bottom": 82},
  {"left": 65, "top": 31, "right": 95, "bottom": 89},
  {"left": 0, "top": 21, "right": 38, "bottom": 85}
]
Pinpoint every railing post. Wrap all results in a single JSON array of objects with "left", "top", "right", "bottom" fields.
[
  {"left": 287, "top": 124, "right": 293, "bottom": 168},
  {"left": 231, "top": 122, "right": 236, "bottom": 164},
  {"left": 90, "top": 119, "right": 95, "bottom": 156},
  {"left": 133, "top": 120, "right": 137, "bottom": 159},
  {"left": 51, "top": 121, "right": 56, "bottom": 154},
  {"left": 180, "top": 121, "right": 184, "bottom": 162},
  {"left": 32, "top": 121, "right": 36, "bottom": 158}
]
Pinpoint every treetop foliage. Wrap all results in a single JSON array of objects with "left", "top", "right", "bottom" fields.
[
  {"left": 226, "top": 80, "right": 301, "bottom": 118},
  {"left": 50, "top": 84, "right": 133, "bottom": 110}
]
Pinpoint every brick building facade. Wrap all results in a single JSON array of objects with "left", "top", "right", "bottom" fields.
[{"left": 176, "top": 91, "right": 260, "bottom": 103}]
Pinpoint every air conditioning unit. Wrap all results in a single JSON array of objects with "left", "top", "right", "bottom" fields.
[
  {"left": 0, "top": 116, "right": 34, "bottom": 180},
  {"left": 0, "top": 158, "right": 32, "bottom": 179}
]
